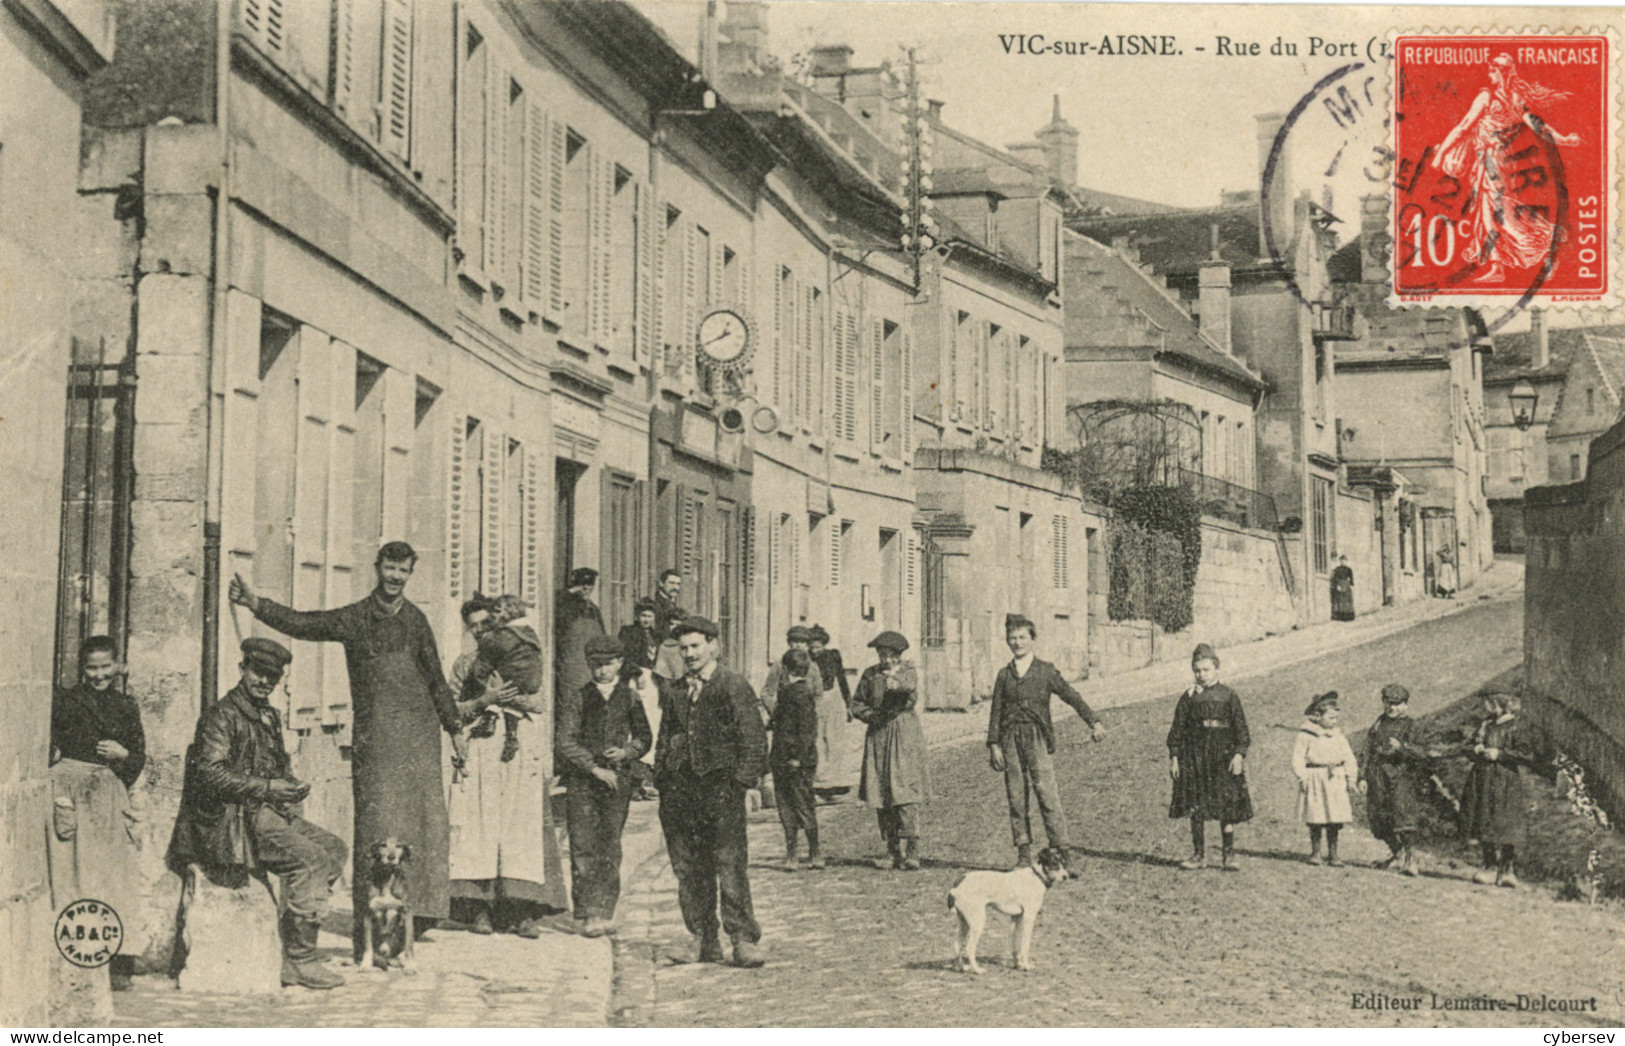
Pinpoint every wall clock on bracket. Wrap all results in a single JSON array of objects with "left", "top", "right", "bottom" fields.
[{"left": 695, "top": 306, "right": 755, "bottom": 375}]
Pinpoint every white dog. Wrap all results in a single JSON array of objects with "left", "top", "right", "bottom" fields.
[{"left": 947, "top": 846, "right": 1070, "bottom": 974}]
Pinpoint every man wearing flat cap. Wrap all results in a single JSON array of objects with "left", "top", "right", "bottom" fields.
[
  {"left": 230, "top": 541, "right": 464, "bottom": 956},
  {"left": 759, "top": 625, "right": 825, "bottom": 725},
  {"left": 850, "top": 631, "right": 929, "bottom": 870},
  {"left": 555, "top": 566, "right": 606, "bottom": 705},
  {"left": 653, "top": 616, "right": 769, "bottom": 967},
  {"left": 168, "top": 639, "right": 348, "bottom": 989},
  {"left": 556, "top": 635, "right": 652, "bottom": 938}
]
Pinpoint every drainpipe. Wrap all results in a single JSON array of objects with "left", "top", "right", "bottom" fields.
[{"left": 201, "top": 0, "right": 233, "bottom": 707}]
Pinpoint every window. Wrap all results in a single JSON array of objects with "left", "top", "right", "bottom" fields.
[
  {"left": 662, "top": 206, "right": 684, "bottom": 370},
  {"left": 600, "top": 471, "right": 644, "bottom": 632},
  {"left": 1587, "top": 387, "right": 1596, "bottom": 415},
  {"left": 1311, "top": 476, "right": 1333, "bottom": 575},
  {"left": 1571, "top": 454, "right": 1582, "bottom": 481},
  {"left": 831, "top": 306, "right": 860, "bottom": 443},
  {"left": 458, "top": 27, "right": 488, "bottom": 266},
  {"left": 609, "top": 167, "right": 636, "bottom": 356}
]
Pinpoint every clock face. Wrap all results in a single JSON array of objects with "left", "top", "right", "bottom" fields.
[{"left": 697, "top": 309, "right": 750, "bottom": 365}]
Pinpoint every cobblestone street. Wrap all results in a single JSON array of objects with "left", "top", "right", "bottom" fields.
[{"left": 613, "top": 596, "right": 1625, "bottom": 1028}]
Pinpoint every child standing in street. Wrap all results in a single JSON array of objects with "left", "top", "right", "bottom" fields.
[
  {"left": 1167, "top": 644, "right": 1253, "bottom": 871},
  {"left": 1461, "top": 692, "right": 1534, "bottom": 888},
  {"left": 769, "top": 649, "right": 822, "bottom": 871},
  {"left": 1291, "top": 692, "right": 1362, "bottom": 866},
  {"left": 1360, "top": 683, "right": 1429, "bottom": 875}
]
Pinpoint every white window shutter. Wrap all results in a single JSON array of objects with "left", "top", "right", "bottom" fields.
[
  {"left": 522, "top": 447, "right": 540, "bottom": 605},
  {"left": 905, "top": 533, "right": 917, "bottom": 597},
  {"left": 772, "top": 270, "right": 785, "bottom": 410},
  {"left": 547, "top": 119, "right": 566, "bottom": 318},
  {"left": 843, "top": 311, "right": 859, "bottom": 442},
  {"left": 332, "top": 0, "right": 355, "bottom": 119},
  {"left": 801, "top": 284, "right": 815, "bottom": 427},
  {"left": 380, "top": 0, "right": 413, "bottom": 162},
  {"left": 241, "top": 0, "right": 285, "bottom": 56},
  {"left": 448, "top": 415, "right": 466, "bottom": 601},
  {"left": 481, "top": 61, "right": 503, "bottom": 275},
  {"left": 901, "top": 327, "right": 914, "bottom": 460},
  {"left": 483, "top": 427, "right": 505, "bottom": 595},
  {"left": 870, "top": 319, "right": 884, "bottom": 455},
  {"left": 595, "top": 158, "right": 614, "bottom": 346},
  {"left": 522, "top": 104, "right": 548, "bottom": 307},
  {"left": 949, "top": 317, "right": 962, "bottom": 422},
  {"left": 1052, "top": 514, "right": 1069, "bottom": 590},
  {"left": 829, "top": 521, "right": 841, "bottom": 588}
]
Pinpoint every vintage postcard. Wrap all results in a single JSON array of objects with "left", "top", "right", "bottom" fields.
[{"left": 4, "top": 0, "right": 1625, "bottom": 1033}]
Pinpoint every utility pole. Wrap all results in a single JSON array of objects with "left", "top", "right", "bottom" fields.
[{"left": 896, "top": 46, "right": 936, "bottom": 292}]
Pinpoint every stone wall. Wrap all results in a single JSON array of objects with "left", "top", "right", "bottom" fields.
[
  {"left": 1523, "top": 416, "right": 1625, "bottom": 821},
  {"left": 1091, "top": 516, "right": 1297, "bottom": 675}
]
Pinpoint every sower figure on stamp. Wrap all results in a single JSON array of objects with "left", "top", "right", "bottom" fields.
[
  {"left": 168, "top": 639, "right": 349, "bottom": 989},
  {"left": 230, "top": 541, "right": 467, "bottom": 958},
  {"left": 654, "top": 617, "right": 769, "bottom": 967},
  {"left": 556, "top": 635, "right": 652, "bottom": 938},
  {"left": 986, "top": 614, "right": 1105, "bottom": 872},
  {"left": 852, "top": 631, "right": 929, "bottom": 871}
]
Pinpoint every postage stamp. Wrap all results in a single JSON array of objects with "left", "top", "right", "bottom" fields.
[{"left": 1388, "top": 29, "right": 1621, "bottom": 308}]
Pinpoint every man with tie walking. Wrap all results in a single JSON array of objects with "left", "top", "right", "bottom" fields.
[{"left": 653, "top": 616, "right": 769, "bottom": 967}]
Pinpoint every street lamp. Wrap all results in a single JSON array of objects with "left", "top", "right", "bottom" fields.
[{"left": 1509, "top": 380, "right": 1538, "bottom": 430}]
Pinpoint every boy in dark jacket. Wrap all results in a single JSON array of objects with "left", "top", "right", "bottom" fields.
[
  {"left": 462, "top": 593, "right": 544, "bottom": 762},
  {"left": 556, "top": 635, "right": 652, "bottom": 937},
  {"left": 986, "top": 614, "right": 1105, "bottom": 869},
  {"left": 1359, "top": 683, "right": 1430, "bottom": 875},
  {"left": 769, "top": 649, "right": 822, "bottom": 871}
]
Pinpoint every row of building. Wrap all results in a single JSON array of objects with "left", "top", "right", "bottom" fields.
[{"left": 8, "top": 0, "right": 1617, "bottom": 1022}]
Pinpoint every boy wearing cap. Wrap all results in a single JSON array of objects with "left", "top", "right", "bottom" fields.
[
  {"left": 555, "top": 567, "right": 607, "bottom": 703},
  {"left": 557, "top": 635, "right": 653, "bottom": 937},
  {"left": 986, "top": 614, "right": 1105, "bottom": 869},
  {"left": 1360, "top": 684, "right": 1429, "bottom": 875},
  {"left": 653, "top": 616, "right": 769, "bottom": 967},
  {"left": 768, "top": 648, "right": 822, "bottom": 870},
  {"left": 760, "top": 626, "right": 825, "bottom": 725},
  {"left": 168, "top": 638, "right": 349, "bottom": 989},
  {"left": 851, "top": 631, "right": 929, "bottom": 870}
]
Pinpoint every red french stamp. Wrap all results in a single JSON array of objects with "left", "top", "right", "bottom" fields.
[{"left": 1390, "top": 32, "right": 1618, "bottom": 305}]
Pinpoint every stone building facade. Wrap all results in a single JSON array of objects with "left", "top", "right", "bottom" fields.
[{"left": 1, "top": 0, "right": 114, "bottom": 1024}]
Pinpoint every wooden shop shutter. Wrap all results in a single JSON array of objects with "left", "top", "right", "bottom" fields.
[
  {"left": 379, "top": 0, "right": 413, "bottom": 163},
  {"left": 447, "top": 414, "right": 467, "bottom": 601},
  {"left": 901, "top": 327, "right": 914, "bottom": 460},
  {"left": 870, "top": 318, "right": 885, "bottom": 455},
  {"left": 547, "top": 119, "right": 567, "bottom": 318},
  {"left": 482, "top": 425, "right": 505, "bottom": 595}
]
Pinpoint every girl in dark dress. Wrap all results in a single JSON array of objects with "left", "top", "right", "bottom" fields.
[
  {"left": 1460, "top": 692, "right": 1535, "bottom": 888},
  {"left": 1167, "top": 643, "right": 1253, "bottom": 871},
  {"left": 1359, "top": 683, "right": 1430, "bottom": 875}
]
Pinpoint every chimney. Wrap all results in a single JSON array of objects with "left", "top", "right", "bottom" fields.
[
  {"left": 927, "top": 99, "right": 944, "bottom": 121},
  {"left": 698, "top": 1, "right": 719, "bottom": 82},
  {"left": 720, "top": 1, "right": 769, "bottom": 72},
  {"left": 1531, "top": 308, "right": 1549, "bottom": 369},
  {"left": 1255, "top": 113, "right": 1293, "bottom": 258},
  {"left": 809, "top": 44, "right": 853, "bottom": 78},
  {"left": 1034, "top": 93, "right": 1079, "bottom": 188},
  {"left": 1359, "top": 194, "right": 1387, "bottom": 284},
  {"left": 1199, "top": 223, "right": 1233, "bottom": 352}
]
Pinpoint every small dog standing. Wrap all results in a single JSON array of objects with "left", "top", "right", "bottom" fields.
[
  {"left": 947, "top": 846, "right": 1069, "bottom": 974},
  {"left": 359, "top": 837, "right": 414, "bottom": 972}
]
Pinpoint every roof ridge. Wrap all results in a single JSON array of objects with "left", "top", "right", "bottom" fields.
[{"left": 1582, "top": 333, "right": 1623, "bottom": 406}]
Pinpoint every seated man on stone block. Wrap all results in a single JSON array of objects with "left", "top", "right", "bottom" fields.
[{"left": 167, "top": 637, "right": 348, "bottom": 990}]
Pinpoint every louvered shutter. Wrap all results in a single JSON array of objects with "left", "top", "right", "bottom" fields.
[
  {"left": 380, "top": 0, "right": 413, "bottom": 162},
  {"left": 829, "top": 521, "right": 841, "bottom": 587},
  {"left": 636, "top": 186, "right": 657, "bottom": 361},
  {"left": 905, "top": 533, "right": 917, "bottom": 597},
  {"left": 738, "top": 253, "right": 752, "bottom": 316},
  {"left": 851, "top": 310, "right": 864, "bottom": 441},
  {"left": 322, "top": 340, "right": 356, "bottom": 730},
  {"left": 241, "top": 0, "right": 285, "bottom": 57},
  {"left": 800, "top": 283, "right": 815, "bottom": 427},
  {"left": 481, "top": 60, "right": 503, "bottom": 275},
  {"left": 684, "top": 224, "right": 699, "bottom": 330},
  {"left": 482, "top": 427, "right": 505, "bottom": 594},
  {"left": 978, "top": 323, "right": 991, "bottom": 431},
  {"left": 594, "top": 158, "right": 615, "bottom": 346},
  {"left": 547, "top": 119, "right": 566, "bottom": 318},
  {"left": 289, "top": 329, "right": 333, "bottom": 730},
  {"left": 949, "top": 316, "right": 962, "bottom": 421},
  {"left": 502, "top": 82, "right": 526, "bottom": 294},
  {"left": 521, "top": 104, "right": 548, "bottom": 307},
  {"left": 523, "top": 450, "right": 540, "bottom": 605},
  {"left": 870, "top": 319, "right": 885, "bottom": 454},
  {"left": 710, "top": 240, "right": 725, "bottom": 311},
  {"left": 1005, "top": 330, "right": 1017, "bottom": 439},
  {"left": 1052, "top": 515, "right": 1069, "bottom": 590},
  {"left": 585, "top": 154, "right": 602, "bottom": 341},
  {"left": 772, "top": 269, "right": 784, "bottom": 410},
  {"left": 829, "top": 309, "right": 845, "bottom": 441},
  {"left": 678, "top": 484, "right": 695, "bottom": 577},
  {"left": 448, "top": 416, "right": 466, "bottom": 601},
  {"left": 901, "top": 327, "right": 914, "bottom": 460},
  {"left": 332, "top": 0, "right": 356, "bottom": 119}
]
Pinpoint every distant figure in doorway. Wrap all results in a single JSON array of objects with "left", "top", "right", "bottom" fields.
[
  {"left": 851, "top": 631, "right": 929, "bottom": 871},
  {"left": 1330, "top": 555, "right": 1355, "bottom": 622},
  {"left": 1167, "top": 644, "right": 1253, "bottom": 872},
  {"left": 807, "top": 624, "right": 854, "bottom": 801},
  {"left": 555, "top": 567, "right": 606, "bottom": 702},
  {"left": 1435, "top": 551, "right": 1459, "bottom": 599}
]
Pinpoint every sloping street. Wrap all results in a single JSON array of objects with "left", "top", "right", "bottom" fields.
[{"left": 612, "top": 592, "right": 1625, "bottom": 1028}]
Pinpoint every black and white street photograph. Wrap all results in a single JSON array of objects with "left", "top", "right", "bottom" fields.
[{"left": 3, "top": 0, "right": 1624, "bottom": 1031}]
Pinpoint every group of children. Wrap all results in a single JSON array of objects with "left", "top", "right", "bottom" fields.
[{"left": 1176, "top": 644, "right": 1531, "bottom": 886}]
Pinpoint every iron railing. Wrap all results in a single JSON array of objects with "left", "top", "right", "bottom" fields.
[{"left": 1175, "top": 468, "right": 1279, "bottom": 532}]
